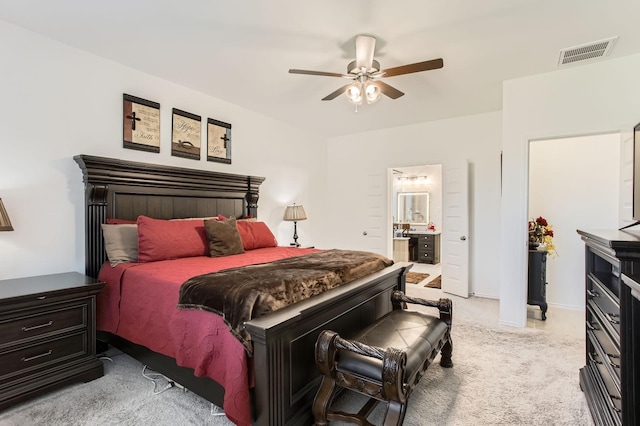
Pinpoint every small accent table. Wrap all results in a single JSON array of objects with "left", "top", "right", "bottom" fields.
[
  {"left": 0, "top": 272, "right": 105, "bottom": 410},
  {"left": 527, "top": 250, "right": 548, "bottom": 320}
]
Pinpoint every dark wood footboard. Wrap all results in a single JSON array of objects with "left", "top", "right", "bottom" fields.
[
  {"left": 245, "top": 262, "right": 410, "bottom": 425},
  {"left": 100, "top": 262, "right": 409, "bottom": 425}
]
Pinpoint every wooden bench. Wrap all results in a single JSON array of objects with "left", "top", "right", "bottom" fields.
[{"left": 312, "top": 290, "right": 453, "bottom": 425}]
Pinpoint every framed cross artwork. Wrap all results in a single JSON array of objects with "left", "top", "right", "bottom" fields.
[
  {"left": 123, "top": 94, "right": 160, "bottom": 153},
  {"left": 171, "top": 108, "right": 201, "bottom": 160},
  {"left": 207, "top": 118, "right": 232, "bottom": 164}
]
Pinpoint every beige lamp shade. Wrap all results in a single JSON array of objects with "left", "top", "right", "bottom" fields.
[
  {"left": 0, "top": 198, "right": 14, "bottom": 231},
  {"left": 283, "top": 204, "right": 307, "bottom": 221}
]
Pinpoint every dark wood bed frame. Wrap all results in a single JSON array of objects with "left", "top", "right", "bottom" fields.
[{"left": 75, "top": 154, "right": 410, "bottom": 425}]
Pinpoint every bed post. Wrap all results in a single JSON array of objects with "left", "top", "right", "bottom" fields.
[
  {"left": 246, "top": 177, "right": 259, "bottom": 218},
  {"left": 84, "top": 184, "right": 109, "bottom": 278}
]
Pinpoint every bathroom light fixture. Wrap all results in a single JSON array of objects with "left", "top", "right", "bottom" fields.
[
  {"left": 397, "top": 175, "right": 429, "bottom": 186},
  {"left": 0, "top": 198, "right": 14, "bottom": 231},
  {"left": 283, "top": 203, "right": 307, "bottom": 247}
]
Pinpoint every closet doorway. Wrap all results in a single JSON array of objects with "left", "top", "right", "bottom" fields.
[{"left": 527, "top": 133, "right": 621, "bottom": 316}]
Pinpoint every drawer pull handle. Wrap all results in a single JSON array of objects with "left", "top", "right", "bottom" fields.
[
  {"left": 36, "top": 296, "right": 46, "bottom": 300},
  {"left": 609, "top": 394, "right": 622, "bottom": 413},
  {"left": 21, "top": 350, "right": 52, "bottom": 362},
  {"left": 588, "top": 352, "right": 601, "bottom": 364},
  {"left": 586, "top": 289, "right": 599, "bottom": 298},
  {"left": 604, "top": 312, "right": 620, "bottom": 325},
  {"left": 586, "top": 321, "right": 597, "bottom": 331},
  {"left": 606, "top": 354, "right": 621, "bottom": 369},
  {"left": 22, "top": 321, "right": 53, "bottom": 332}
]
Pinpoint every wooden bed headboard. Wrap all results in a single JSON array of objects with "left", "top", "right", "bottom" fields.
[{"left": 74, "top": 155, "right": 265, "bottom": 278}]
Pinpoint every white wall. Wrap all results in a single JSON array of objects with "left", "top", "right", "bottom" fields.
[
  {"left": 0, "top": 20, "right": 326, "bottom": 280},
  {"left": 529, "top": 134, "right": 620, "bottom": 310},
  {"left": 323, "top": 112, "right": 502, "bottom": 298},
  {"left": 501, "top": 53, "right": 640, "bottom": 327}
]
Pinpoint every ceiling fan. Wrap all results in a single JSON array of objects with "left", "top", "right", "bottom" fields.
[{"left": 289, "top": 35, "right": 444, "bottom": 106}]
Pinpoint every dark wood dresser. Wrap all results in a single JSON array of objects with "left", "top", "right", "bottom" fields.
[
  {"left": 0, "top": 272, "right": 105, "bottom": 410},
  {"left": 411, "top": 233, "right": 441, "bottom": 264},
  {"left": 577, "top": 230, "right": 640, "bottom": 425}
]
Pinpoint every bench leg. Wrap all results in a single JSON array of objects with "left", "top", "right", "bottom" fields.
[
  {"left": 312, "top": 375, "right": 337, "bottom": 425},
  {"left": 383, "top": 400, "right": 407, "bottom": 426},
  {"left": 439, "top": 334, "right": 454, "bottom": 368}
]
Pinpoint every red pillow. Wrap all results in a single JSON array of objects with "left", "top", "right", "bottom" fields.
[
  {"left": 236, "top": 221, "right": 278, "bottom": 250},
  {"left": 107, "top": 218, "right": 137, "bottom": 224},
  {"left": 137, "top": 216, "right": 209, "bottom": 262}
]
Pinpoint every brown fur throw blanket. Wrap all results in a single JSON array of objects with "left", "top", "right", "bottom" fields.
[{"left": 177, "top": 249, "right": 393, "bottom": 355}]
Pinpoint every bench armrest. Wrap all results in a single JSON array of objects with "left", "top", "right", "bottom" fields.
[
  {"left": 315, "top": 330, "right": 407, "bottom": 401},
  {"left": 391, "top": 290, "right": 452, "bottom": 325}
]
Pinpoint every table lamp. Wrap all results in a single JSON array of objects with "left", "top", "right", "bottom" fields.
[{"left": 283, "top": 203, "right": 307, "bottom": 247}]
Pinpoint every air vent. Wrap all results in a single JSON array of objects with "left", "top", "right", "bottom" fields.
[{"left": 558, "top": 36, "right": 618, "bottom": 66}]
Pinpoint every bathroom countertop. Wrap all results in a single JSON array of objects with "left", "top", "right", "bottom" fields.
[{"left": 407, "top": 230, "right": 441, "bottom": 235}]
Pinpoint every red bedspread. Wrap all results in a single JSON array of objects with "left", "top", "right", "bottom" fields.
[{"left": 97, "top": 247, "right": 317, "bottom": 426}]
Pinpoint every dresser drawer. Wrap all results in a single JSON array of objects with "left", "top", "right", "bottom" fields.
[
  {"left": 587, "top": 333, "right": 622, "bottom": 415},
  {"left": 587, "top": 279, "right": 620, "bottom": 336},
  {"left": 418, "top": 252, "right": 434, "bottom": 261},
  {"left": 418, "top": 242, "right": 435, "bottom": 252},
  {"left": 0, "top": 332, "right": 87, "bottom": 380},
  {"left": 587, "top": 306, "right": 621, "bottom": 382},
  {"left": 0, "top": 302, "right": 87, "bottom": 347},
  {"left": 418, "top": 234, "right": 435, "bottom": 243}
]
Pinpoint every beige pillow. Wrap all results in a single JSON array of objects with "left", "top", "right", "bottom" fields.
[
  {"left": 101, "top": 224, "right": 139, "bottom": 266},
  {"left": 204, "top": 218, "right": 245, "bottom": 257}
]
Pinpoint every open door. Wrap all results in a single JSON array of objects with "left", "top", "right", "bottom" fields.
[{"left": 442, "top": 159, "right": 470, "bottom": 297}]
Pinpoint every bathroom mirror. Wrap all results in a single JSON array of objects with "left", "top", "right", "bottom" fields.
[{"left": 397, "top": 192, "right": 429, "bottom": 224}]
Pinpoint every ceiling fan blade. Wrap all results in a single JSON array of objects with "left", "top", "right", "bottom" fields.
[
  {"left": 381, "top": 58, "right": 444, "bottom": 77},
  {"left": 289, "top": 69, "right": 346, "bottom": 78},
  {"left": 322, "top": 84, "right": 353, "bottom": 101},
  {"left": 355, "top": 35, "right": 376, "bottom": 70},
  {"left": 377, "top": 81, "right": 404, "bottom": 99}
]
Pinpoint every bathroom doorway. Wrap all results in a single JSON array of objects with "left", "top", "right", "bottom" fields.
[{"left": 390, "top": 164, "right": 443, "bottom": 282}]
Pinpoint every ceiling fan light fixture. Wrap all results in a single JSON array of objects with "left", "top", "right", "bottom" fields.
[
  {"left": 346, "top": 83, "right": 363, "bottom": 104},
  {"left": 289, "top": 35, "right": 443, "bottom": 105},
  {"left": 364, "top": 81, "right": 381, "bottom": 104}
]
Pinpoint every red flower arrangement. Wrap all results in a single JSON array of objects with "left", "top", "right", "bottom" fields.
[{"left": 529, "top": 216, "right": 556, "bottom": 256}]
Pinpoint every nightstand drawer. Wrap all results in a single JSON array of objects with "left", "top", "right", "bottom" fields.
[
  {"left": 0, "top": 332, "right": 87, "bottom": 380},
  {"left": 0, "top": 303, "right": 87, "bottom": 347}
]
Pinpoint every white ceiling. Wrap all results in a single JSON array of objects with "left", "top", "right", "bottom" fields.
[{"left": 2, "top": 1, "right": 640, "bottom": 138}]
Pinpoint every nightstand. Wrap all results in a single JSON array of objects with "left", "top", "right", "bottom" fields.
[{"left": 0, "top": 272, "right": 105, "bottom": 410}]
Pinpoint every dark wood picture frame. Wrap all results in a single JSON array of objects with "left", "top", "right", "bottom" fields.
[
  {"left": 123, "top": 94, "right": 161, "bottom": 153},
  {"left": 171, "top": 108, "right": 201, "bottom": 160},
  {"left": 207, "top": 118, "right": 232, "bottom": 164}
]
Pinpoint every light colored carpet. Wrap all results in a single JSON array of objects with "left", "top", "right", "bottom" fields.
[
  {"left": 406, "top": 272, "right": 429, "bottom": 283},
  {"left": 0, "top": 285, "right": 593, "bottom": 426}
]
